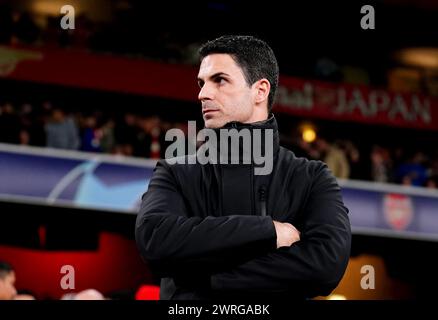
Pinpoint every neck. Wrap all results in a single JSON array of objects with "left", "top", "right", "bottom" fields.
[
  {"left": 201, "top": 114, "right": 280, "bottom": 175},
  {"left": 243, "top": 108, "right": 269, "bottom": 124}
]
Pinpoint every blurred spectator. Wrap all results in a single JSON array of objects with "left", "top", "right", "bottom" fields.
[
  {"left": 28, "top": 104, "right": 48, "bottom": 147},
  {"left": 17, "top": 103, "right": 33, "bottom": 146},
  {"left": 338, "top": 140, "right": 363, "bottom": 180},
  {"left": 45, "top": 108, "right": 80, "bottom": 150},
  {"left": 396, "top": 152, "right": 428, "bottom": 187},
  {"left": 0, "top": 261, "right": 36, "bottom": 300},
  {"left": 80, "top": 115, "right": 102, "bottom": 153},
  {"left": 99, "top": 119, "right": 116, "bottom": 153},
  {"left": 165, "top": 121, "right": 194, "bottom": 158},
  {"left": 426, "top": 175, "right": 438, "bottom": 189},
  {"left": 0, "top": 103, "right": 21, "bottom": 144},
  {"left": 0, "top": 261, "right": 16, "bottom": 300},
  {"left": 314, "top": 137, "right": 350, "bottom": 179},
  {"left": 114, "top": 113, "right": 138, "bottom": 156},
  {"left": 370, "top": 146, "right": 393, "bottom": 183},
  {"left": 136, "top": 116, "right": 162, "bottom": 159},
  {"left": 428, "top": 158, "right": 438, "bottom": 179},
  {"left": 19, "top": 129, "right": 30, "bottom": 145},
  {"left": 75, "top": 289, "right": 105, "bottom": 300},
  {"left": 61, "top": 288, "right": 105, "bottom": 300}
]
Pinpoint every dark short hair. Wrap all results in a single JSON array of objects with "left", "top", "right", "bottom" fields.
[
  {"left": 0, "top": 261, "right": 14, "bottom": 279},
  {"left": 199, "top": 35, "right": 279, "bottom": 112}
]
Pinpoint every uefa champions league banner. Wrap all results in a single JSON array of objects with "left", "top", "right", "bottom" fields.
[
  {"left": 0, "top": 143, "right": 156, "bottom": 213},
  {"left": 1, "top": 143, "right": 438, "bottom": 240}
]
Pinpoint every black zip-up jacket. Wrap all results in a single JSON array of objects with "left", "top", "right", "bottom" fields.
[{"left": 135, "top": 115, "right": 351, "bottom": 300}]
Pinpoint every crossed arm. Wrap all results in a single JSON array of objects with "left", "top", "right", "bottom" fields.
[{"left": 135, "top": 160, "right": 351, "bottom": 297}]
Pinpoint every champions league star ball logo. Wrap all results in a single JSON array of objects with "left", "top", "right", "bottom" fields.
[{"left": 383, "top": 194, "right": 414, "bottom": 231}]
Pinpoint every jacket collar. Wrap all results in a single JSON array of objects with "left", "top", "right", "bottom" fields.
[
  {"left": 220, "top": 113, "right": 280, "bottom": 157},
  {"left": 202, "top": 113, "right": 280, "bottom": 168}
]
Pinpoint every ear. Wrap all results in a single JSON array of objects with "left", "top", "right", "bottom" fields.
[{"left": 253, "top": 79, "right": 271, "bottom": 105}]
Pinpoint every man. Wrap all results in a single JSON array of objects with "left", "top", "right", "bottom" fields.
[
  {"left": 135, "top": 35, "right": 351, "bottom": 300},
  {"left": 45, "top": 108, "right": 80, "bottom": 150},
  {"left": 314, "top": 137, "right": 350, "bottom": 179},
  {"left": 0, "top": 261, "right": 17, "bottom": 300},
  {"left": 0, "top": 261, "right": 36, "bottom": 300}
]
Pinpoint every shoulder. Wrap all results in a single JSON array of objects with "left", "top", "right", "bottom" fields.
[
  {"left": 278, "top": 146, "right": 329, "bottom": 178},
  {"left": 277, "top": 147, "right": 339, "bottom": 194},
  {"left": 154, "top": 155, "right": 202, "bottom": 180}
]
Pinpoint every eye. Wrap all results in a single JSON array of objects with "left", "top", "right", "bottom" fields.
[
  {"left": 215, "top": 77, "right": 227, "bottom": 85},
  {"left": 198, "top": 80, "right": 204, "bottom": 88}
]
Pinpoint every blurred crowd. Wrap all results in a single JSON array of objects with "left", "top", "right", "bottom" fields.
[
  {"left": 1, "top": 101, "right": 438, "bottom": 189},
  {"left": 286, "top": 135, "right": 438, "bottom": 189},
  {"left": 0, "top": 101, "right": 184, "bottom": 159},
  {"left": 0, "top": 5, "right": 200, "bottom": 64}
]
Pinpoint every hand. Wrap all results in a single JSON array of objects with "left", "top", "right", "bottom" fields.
[{"left": 272, "top": 220, "right": 301, "bottom": 248}]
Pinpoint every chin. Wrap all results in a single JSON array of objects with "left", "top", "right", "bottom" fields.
[{"left": 204, "top": 118, "right": 224, "bottom": 129}]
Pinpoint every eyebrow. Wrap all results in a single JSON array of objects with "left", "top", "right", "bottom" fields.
[{"left": 197, "top": 72, "right": 230, "bottom": 83}]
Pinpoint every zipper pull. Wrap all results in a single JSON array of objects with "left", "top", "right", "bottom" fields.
[{"left": 259, "top": 185, "right": 267, "bottom": 216}]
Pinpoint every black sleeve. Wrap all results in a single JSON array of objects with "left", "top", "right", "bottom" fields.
[
  {"left": 135, "top": 160, "right": 277, "bottom": 280},
  {"left": 210, "top": 163, "right": 352, "bottom": 298}
]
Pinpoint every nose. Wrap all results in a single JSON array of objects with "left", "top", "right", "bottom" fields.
[{"left": 198, "top": 83, "right": 215, "bottom": 102}]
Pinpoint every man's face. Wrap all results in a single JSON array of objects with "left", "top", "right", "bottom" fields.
[
  {"left": 197, "top": 54, "right": 257, "bottom": 128},
  {"left": 0, "top": 272, "right": 17, "bottom": 300},
  {"left": 52, "top": 110, "right": 65, "bottom": 122}
]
